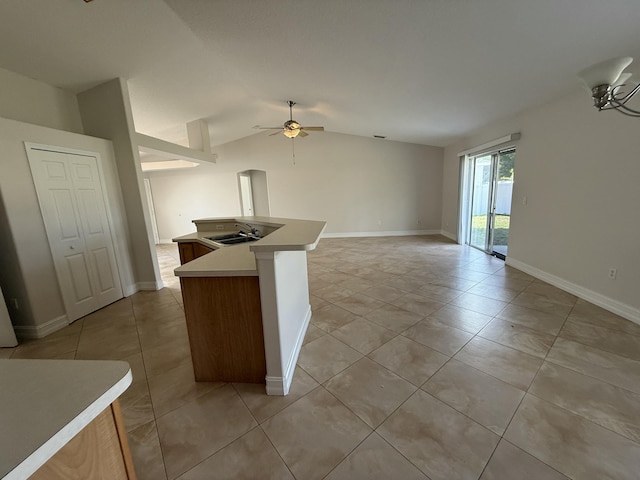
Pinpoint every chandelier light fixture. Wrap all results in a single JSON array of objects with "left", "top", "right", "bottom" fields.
[{"left": 577, "top": 57, "right": 640, "bottom": 117}]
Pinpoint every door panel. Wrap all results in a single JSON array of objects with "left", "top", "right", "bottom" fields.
[
  {"left": 45, "top": 161, "right": 67, "bottom": 180},
  {"left": 51, "top": 189, "right": 82, "bottom": 240},
  {"left": 72, "top": 162, "right": 93, "bottom": 181},
  {"left": 93, "top": 247, "right": 117, "bottom": 292},
  {"left": 28, "top": 147, "right": 123, "bottom": 322},
  {"left": 66, "top": 253, "right": 93, "bottom": 301},
  {"left": 69, "top": 156, "right": 121, "bottom": 306},
  {"left": 78, "top": 189, "right": 104, "bottom": 235}
]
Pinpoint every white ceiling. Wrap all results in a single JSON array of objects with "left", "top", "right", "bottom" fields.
[{"left": 1, "top": 0, "right": 639, "bottom": 147}]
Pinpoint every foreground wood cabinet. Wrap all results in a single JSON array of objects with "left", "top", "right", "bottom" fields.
[
  {"left": 180, "top": 276, "right": 266, "bottom": 383},
  {"left": 30, "top": 400, "right": 136, "bottom": 480}
]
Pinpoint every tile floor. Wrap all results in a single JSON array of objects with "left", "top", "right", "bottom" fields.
[{"left": 3, "top": 236, "right": 640, "bottom": 479}]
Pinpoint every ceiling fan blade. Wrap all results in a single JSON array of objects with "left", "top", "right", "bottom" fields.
[
  {"left": 256, "top": 126, "right": 284, "bottom": 130},
  {"left": 298, "top": 130, "right": 309, "bottom": 137},
  {"left": 301, "top": 126, "right": 324, "bottom": 131},
  {"left": 268, "top": 130, "right": 283, "bottom": 136}
]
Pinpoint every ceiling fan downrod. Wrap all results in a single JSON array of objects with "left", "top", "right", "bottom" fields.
[{"left": 285, "top": 101, "right": 300, "bottom": 131}]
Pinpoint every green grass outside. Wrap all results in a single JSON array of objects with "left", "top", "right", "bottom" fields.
[{"left": 471, "top": 214, "right": 510, "bottom": 246}]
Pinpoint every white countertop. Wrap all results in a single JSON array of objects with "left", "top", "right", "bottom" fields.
[
  {"left": 174, "top": 239, "right": 259, "bottom": 277},
  {"left": 173, "top": 216, "right": 326, "bottom": 278},
  {"left": 0, "top": 359, "right": 132, "bottom": 480}
]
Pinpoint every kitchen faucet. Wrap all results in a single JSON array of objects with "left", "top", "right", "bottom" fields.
[{"left": 235, "top": 222, "right": 260, "bottom": 237}]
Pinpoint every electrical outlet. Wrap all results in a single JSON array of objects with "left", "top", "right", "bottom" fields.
[{"left": 608, "top": 268, "right": 617, "bottom": 279}]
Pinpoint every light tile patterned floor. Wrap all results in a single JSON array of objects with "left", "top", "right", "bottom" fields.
[{"left": 4, "top": 236, "right": 640, "bottom": 479}]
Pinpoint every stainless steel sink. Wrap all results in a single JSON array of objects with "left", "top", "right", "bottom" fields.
[
  {"left": 206, "top": 232, "right": 244, "bottom": 241},
  {"left": 216, "top": 236, "right": 259, "bottom": 245},
  {"left": 205, "top": 231, "right": 260, "bottom": 245}
]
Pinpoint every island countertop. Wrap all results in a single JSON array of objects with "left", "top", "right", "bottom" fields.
[
  {"left": 173, "top": 216, "right": 326, "bottom": 277},
  {"left": 0, "top": 359, "right": 132, "bottom": 480}
]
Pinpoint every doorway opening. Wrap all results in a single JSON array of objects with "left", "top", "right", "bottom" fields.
[
  {"left": 461, "top": 148, "right": 515, "bottom": 260},
  {"left": 238, "top": 170, "right": 271, "bottom": 217}
]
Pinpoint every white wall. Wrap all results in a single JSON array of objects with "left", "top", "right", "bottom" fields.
[
  {"left": 442, "top": 88, "right": 640, "bottom": 319},
  {"left": 0, "top": 67, "right": 83, "bottom": 134},
  {"left": 78, "top": 78, "right": 162, "bottom": 291},
  {"left": 0, "top": 69, "right": 139, "bottom": 335},
  {"left": 147, "top": 131, "right": 444, "bottom": 240}
]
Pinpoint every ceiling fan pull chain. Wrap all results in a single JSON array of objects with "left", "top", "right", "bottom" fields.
[{"left": 291, "top": 138, "right": 296, "bottom": 165}]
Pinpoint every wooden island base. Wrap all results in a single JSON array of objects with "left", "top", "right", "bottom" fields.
[
  {"left": 180, "top": 276, "right": 266, "bottom": 383},
  {"left": 174, "top": 216, "right": 326, "bottom": 394}
]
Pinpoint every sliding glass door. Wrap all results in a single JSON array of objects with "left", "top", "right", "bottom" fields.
[{"left": 465, "top": 148, "right": 515, "bottom": 259}]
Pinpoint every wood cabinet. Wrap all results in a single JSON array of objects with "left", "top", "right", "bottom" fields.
[
  {"left": 178, "top": 241, "right": 214, "bottom": 264},
  {"left": 29, "top": 400, "right": 136, "bottom": 480},
  {"left": 180, "top": 276, "right": 266, "bottom": 383}
]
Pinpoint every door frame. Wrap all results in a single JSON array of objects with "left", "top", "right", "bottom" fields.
[
  {"left": 143, "top": 178, "right": 160, "bottom": 244},
  {"left": 25, "top": 142, "right": 126, "bottom": 321},
  {"left": 460, "top": 146, "right": 516, "bottom": 259}
]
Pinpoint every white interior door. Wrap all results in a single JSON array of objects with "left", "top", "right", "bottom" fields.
[{"left": 28, "top": 147, "right": 123, "bottom": 322}]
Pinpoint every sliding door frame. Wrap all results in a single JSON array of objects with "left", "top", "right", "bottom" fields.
[{"left": 460, "top": 146, "right": 516, "bottom": 259}]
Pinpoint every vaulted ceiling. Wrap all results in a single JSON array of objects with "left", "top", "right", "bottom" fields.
[{"left": 1, "top": 0, "right": 639, "bottom": 147}]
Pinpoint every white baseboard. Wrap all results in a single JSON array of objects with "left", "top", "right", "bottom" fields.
[
  {"left": 123, "top": 283, "right": 138, "bottom": 296},
  {"left": 265, "top": 305, "right": 312, "bottom": 396},
  {"left": 322, "top": 229, "right": 441, "bottom": 239},
  {"left": 137, "top": 281, "right": 164, "bottom": 291},
  {"left": 122, "top": 280, "right": 165, "bottom": 297},
  {"left": 440, "top": 230, "right": 458, "bottom": 242},
  {"left": 158, "top": 239, "right": 174, "bottom": 245},
  {"left": 14, "top": 314, "right": 69, "bottom": 340},
  {"left": 506, "top": 257, "right": 640, "bottom": 325}
]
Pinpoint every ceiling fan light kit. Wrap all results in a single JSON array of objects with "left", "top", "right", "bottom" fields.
[{"left": 578, "top": 56, "right": 640, "bottom": 117}]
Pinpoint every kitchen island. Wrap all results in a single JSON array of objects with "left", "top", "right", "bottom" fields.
[
  {"left": 173, "top": 216, "right": 325, "bottom": 395},
  {"left": 0, "top": 359, "right": 135, "bottom": 480}
]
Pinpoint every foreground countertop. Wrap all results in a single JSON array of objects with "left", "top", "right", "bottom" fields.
[
  {"left": 0, "top": 359, "right": 132, "bottom": 480},
  {"left": 173, "top": 216, "right": 326, "bottom": 278}
]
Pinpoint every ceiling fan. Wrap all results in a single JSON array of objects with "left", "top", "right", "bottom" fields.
[{"left": 255, "top": 101, "right": 325, "bottom": 138}]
